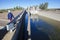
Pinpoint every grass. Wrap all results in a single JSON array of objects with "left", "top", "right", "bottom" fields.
[{"left": 0, "top": 10, "right": 7, "bottom": 13}]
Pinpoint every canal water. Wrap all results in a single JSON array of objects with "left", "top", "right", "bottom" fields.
[{"left": 25, "top": 14, "right": 60, "bottom": 40}]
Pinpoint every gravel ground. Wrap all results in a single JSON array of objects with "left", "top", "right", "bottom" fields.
[{"left": 0, "top": 10, "right": 22, "bottom": 26}]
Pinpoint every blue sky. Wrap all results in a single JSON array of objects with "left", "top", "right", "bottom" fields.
[{"left": 0, "top": 0, "right": 60, "bottom": 9}]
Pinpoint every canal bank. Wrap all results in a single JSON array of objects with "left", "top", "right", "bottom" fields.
[{"left": 35, "top": 14, "right": 60, "bottom": 28}]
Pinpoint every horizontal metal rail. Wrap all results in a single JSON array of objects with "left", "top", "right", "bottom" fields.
[{"left": 11, "top": 10, "right": 27, "bottom": 40}]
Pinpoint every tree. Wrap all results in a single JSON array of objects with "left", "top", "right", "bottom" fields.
[
  {"left": 14, "top": 6, "right": 23, "bottom": 10},
  {"left": 39, "top": 2, "right": 48, "bottom": 10},
  {"left": 44, "top": 2, "right": 48, "bottom": 9},
  {"left": 39, "top": 3, "right": 44, "bottom": 9}
]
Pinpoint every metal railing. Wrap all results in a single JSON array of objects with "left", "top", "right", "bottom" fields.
[
  {"left": 6, "top": 10, "right": 24, "bottom": 31},
  {"left": 11, "top": 10, "right": 28, "bottom": 40}
]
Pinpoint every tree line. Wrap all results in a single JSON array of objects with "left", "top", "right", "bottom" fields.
[
  {"left": 39, "top": 2, "right": 48, "bottom": 10},
  {"left": 0, "top": 6, "right": 23, "bottom": 13}
]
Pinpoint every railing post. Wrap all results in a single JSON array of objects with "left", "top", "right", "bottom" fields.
[{"left": 6, "top": 25, "right": 9, "bottom": 31}]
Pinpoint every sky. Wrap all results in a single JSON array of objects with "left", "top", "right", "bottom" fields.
[{"left": 0, "top": 0, "right": 60, "bottom": 9}]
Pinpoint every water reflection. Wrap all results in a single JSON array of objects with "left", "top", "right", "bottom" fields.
[{"left": 30, "top": 14, "right": 58, "bottom": 40}]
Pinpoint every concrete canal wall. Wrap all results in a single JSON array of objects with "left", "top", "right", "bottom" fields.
[{"left": 30, "top": 10, "right": 60, "bottom": 28}]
